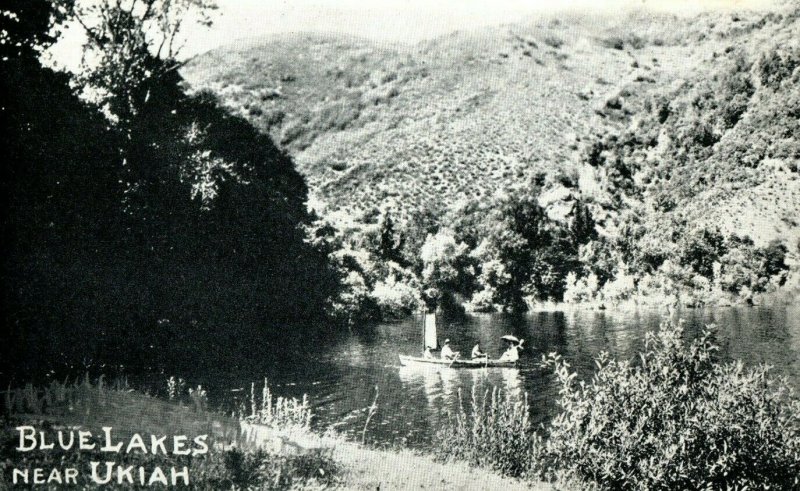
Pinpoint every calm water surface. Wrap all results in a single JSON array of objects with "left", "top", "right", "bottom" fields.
[{"left": 193, "top": 306, "right": 800, "bottom": 449}]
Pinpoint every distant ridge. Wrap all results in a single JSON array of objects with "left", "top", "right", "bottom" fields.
[{"left": 183, "top": 7, "right": 799, "bottom": 250}]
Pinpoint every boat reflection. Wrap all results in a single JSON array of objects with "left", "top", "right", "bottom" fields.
[
  {"left": 500, "top": 367, "right": 523, "bottom": 399},
  {"left": 398, "top": 365, "right": 441, "bottom": 404},
  {"left": 398, "top": 363, "right": 526, "bottom": 419},
  {"left": 438, "top": 366, "right": 459, "bottom": 399}
]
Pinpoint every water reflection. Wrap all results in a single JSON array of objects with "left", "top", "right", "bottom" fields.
[
  {"left": 398, "top": 366, "right": 440, "bottom": 405},
  {"left": 500, "top": 368, "right": 522, "bottom": 398},
  {"left": 182, "top": 305, "right": 799, "bottom": 448},
  {"left": 396, "top": 364, "right": 526, "bottom": 436}
]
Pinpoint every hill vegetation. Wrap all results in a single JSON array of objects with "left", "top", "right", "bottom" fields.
[{"left": 185, "top": 6, "right": 799, "bottom": 317}]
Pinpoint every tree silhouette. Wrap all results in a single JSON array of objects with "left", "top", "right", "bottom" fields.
[
  {"left": 1, "top": 1, "right": 340, "bottom": 382},
  {"left": 377, "top": 208, "right": 405, "bottom": 264}
]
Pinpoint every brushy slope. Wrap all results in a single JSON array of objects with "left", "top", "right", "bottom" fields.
[
  {"left": 183, "top": 7, "right": 799, "bottom": 250},
  {"left": 583, "top": 8, "right": 800, "bottom": 250}
]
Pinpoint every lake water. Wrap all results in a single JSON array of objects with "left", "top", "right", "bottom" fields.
[{"left": 195, "top": 306, "right": 800, "bottom": 449}]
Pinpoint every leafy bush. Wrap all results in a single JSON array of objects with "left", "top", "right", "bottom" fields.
[
  {"left": 434, "top": 321, "right": 800, "bottom": 489},
  {"left": 678, "top": 227, "right": 726, "bottom": 278},
  {"left": 420, "top": 230, "right": 474, "bottom": 308},
  {"left": 466, "top": 283, "right": 500, "bottom": 313},
  {"left": 577, "top": 240, "right": 617, "bottom": 287},
  {"left": 598, "top": 269, "right": 636, "bottom": 303},
  {"left": 563, "top": 271, "right": 600, "bottom": 303},
  {"left": 539, "top": 321, "right": 800, "bottom": 490},
  {"left": 370, "top": 274, "right": 420, "bottom": 319},
  {"left": 543, "top": 35, "right": 564, "bottom": 48},
  {"left": 600, "top": 34, "right": 645, "bottom": 50},
  {"left": 755, "top": 46, "right": 800, "bottom": 88},
  {"left": 326, "top": 269, "right": 376, "bottom": 325},
  {"left": 715, "top": 236, "right": 789, "bottom": 296},
  {"left": 435, "top": 387, "right": 541, "bottom": 478}
]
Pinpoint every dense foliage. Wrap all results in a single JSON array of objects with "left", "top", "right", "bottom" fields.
[
  {"left": 303, "top": 181, "right": 788, "bottom": 322},
  {"left": 540, "top": 322, "right": 800, "bottom": 489}
]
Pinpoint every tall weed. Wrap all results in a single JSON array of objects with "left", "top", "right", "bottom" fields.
[
  {"left": 435, "top": 386, "right": 542, "bottom": 478},
  {"left": 239, "top": 378, "right": 313, "bottom": 430}
]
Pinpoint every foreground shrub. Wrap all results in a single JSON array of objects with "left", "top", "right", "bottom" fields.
[
  {"left": 539, "top": 321, "right": 800, "bottom": 490},
  {"left": 435, "top": 386, "right": 541, "bottom": 478},
  {"left": 370, "top": 274, "right": 420, "bottom": 319},
  {"left": 434, "top": 322, "right": 800, "bottom": 489}
]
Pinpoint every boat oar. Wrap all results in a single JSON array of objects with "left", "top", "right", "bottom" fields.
[{"left": 447, "top": 352, "right": 461, "bottom": 369}]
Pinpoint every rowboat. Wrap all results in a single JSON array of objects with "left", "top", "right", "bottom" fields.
[
  {"left": 398, "top": 354, "right": 516, "bottom": 368},
  {"left": 398, "top": 312, "right": 521, "bottom": 369}
]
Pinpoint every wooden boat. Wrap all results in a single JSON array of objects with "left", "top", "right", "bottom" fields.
[
  {"left": 398, "top": 312, "right": 518, "bottom": 369},
  {"left": 398, "top": 354, "right": 516, "bottom": 368}
]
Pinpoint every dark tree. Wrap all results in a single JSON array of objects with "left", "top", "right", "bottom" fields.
[
  {"left": 477, "top": 191, "right": 581, "bottom": 309},
  {"left": 1, "top": 0, "right": 340, "bottom": 382},
  {"left": 678, "top": 228, "right": 727, "bottom": 279},
  {"left": 570, "top": 201, "right": 598, "bottom": 245},
  {"left": 1, "top": 1, "right": 122, "bottom": 380},
  {"left": 377, "top": 208, "right": 405, "bottom": 265}
]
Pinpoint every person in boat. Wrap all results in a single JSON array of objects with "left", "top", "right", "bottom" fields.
[
  {"left": 498, "top": 339, "right": 521, "bottom": 362},
  {"left": 440, "top": 339, "right": 458, "bottom": 360},
  {"left": 423, "top": 346, "right": 433, "bottom": 359},
  {"left": 471, "top": 343, "right": 487, "bottom": 359}
]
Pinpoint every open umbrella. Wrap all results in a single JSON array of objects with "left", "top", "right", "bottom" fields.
[{"left": 501, "top": 335, "right": 520, "bottom": 343}]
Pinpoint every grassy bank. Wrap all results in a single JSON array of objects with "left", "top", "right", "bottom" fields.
[
  {"left": 0, "top": 377, "right": 541, "bottom": 490},
  {"left": 1, "top": 377, "right": 338, "bottom": 489}
]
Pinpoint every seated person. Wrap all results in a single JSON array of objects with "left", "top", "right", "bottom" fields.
[
  {"left": 498, "top": 341, "right": 521, "bottom": 362},
  {"left": 471, "top": 343, "right": 487, "bottom": 359},
  {"left": 440, "top": 339, "right": 458, "bottom": 360},
  {"left": 423, "top": 346, "right": 433, "bottom": 359}
]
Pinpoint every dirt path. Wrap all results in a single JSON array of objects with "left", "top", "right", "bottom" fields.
[{"left": 333, "top": 442, "right": 551, "bottom": 490}]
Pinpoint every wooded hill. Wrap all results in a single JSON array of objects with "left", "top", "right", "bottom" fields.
[
  {"left": 185, "top": 7, "right": 799, "bottom": 251},
  {"left": 184, "top": 6, "right": 799, "bottom": 314}
]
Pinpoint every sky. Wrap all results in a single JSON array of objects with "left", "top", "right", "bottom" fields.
[
  {"left": 49, "top": 0, "right": 777, "bottom": 68},
  {"left": 182, "top": 0, "right": 776, "bottom": 54}
]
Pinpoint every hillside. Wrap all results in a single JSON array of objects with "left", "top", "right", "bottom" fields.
[
  {"left": 584, "top": 8, "right": 800, "bottom": 250},
  {"left": 184, "top": 8, "right": 798, "bottom": 253},
  {"left": 181, "top": 14, "right": 674, "bottom": 213},
  {"left": 181, "top": 7, "right": 799, "bottom": 314}
]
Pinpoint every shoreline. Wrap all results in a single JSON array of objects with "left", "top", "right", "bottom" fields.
[
  {"left": 463, "top": 285, "right": 800, "bottom": 315},
  {"left": 1, "top": 379, "right": 551, "bottom": 490}
]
